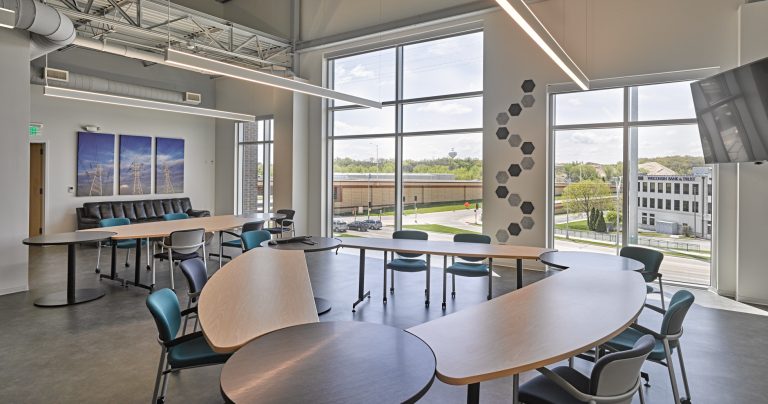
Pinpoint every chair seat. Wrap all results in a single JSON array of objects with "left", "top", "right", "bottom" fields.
[
  {"left": 154, "top": 251, "right": 200, "bottom": 261},
  {"left": 265, "top": 227, "right": 291, "bottom": 234},
  {"left": 605, "top": 327, "right": 667, "bottom": 361},
  {"left": 221, "top": 239, "right": 242, "bottom": 249},
  {"left": 115, "top": 239, "right": 146, "bottom": 249},
  {"left": 646, "top": 284, "right": 656, "bottom": 293},
  {"left": 167, "top": 336, "right": 230, "bottom": 368},
  {"left": 386, "top": 258, "right": 428, "bottom": 272},
  {"left": 519, "top": 366, "right": 591, "bottom": 404},
  {"left": 446, "top": 262, "right": 489, "bottom": 277}
]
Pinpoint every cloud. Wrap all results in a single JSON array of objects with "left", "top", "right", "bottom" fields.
[{"left": 416, "top": 102, "right": 473, "bottom": 115}]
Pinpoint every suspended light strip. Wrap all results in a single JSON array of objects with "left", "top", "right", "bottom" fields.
[
  {"left": 495, "top": 0, "right": 589, "bottom": 90},
  {"left": 0, "top": 7, "right": 16, "bottom": 29},
  {"left": 165, "top": 49, "right": 383, "bottom": 109},
  {"left": 43, "top": 86, "right": 256, "bottom": 121}
]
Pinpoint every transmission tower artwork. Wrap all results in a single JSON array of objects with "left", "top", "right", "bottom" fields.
[
  {"left": 130, "top": 161, "right": 145, "bottom": 194},
  {"left": 86, "top": 164, "right": 106, "bottom": 196},
  {"left": 161, "top": 162, "right": 175, "bottom": 194}
]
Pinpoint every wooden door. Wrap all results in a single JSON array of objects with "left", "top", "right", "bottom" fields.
[{"left": 29, "top": 143, "right": 44, "bottom": 237}]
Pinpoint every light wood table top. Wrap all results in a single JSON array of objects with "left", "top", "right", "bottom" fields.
[
  {"left": 79, "top": 214, "right": 279, "bottom": 240},
  {"left": 198, "top": 247, "right": 319, "bottom": 353},
  {"left": 340, "top": 238, "right": 549, "bottom": 260},
  {"left": 539, "top": 251, "right": 644, "bottom": 272},
  {"left": 408, "top": 268, "right": 646, "bottom": 385}
]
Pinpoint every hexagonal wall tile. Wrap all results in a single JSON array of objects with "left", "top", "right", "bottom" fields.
[
  {"left": 496, "top": 112, "right": 510, "bottom": 126},
  {"left": 521, "top": 142, "right": 535, "bottom": 155},
  {"left": 508, "top": 103, "right": 522, "bottom": 117},
  {"left": 496, "top": 229, "right": 509, "bottom": 243},
  {"left": 507, "top": 193, "right": 521, "bottom": 207},
  {"left": 520, "top": 201, "right": 534, "bottom": 215},
  {"left": 521, "top": 216, "right": 535, "bottom": 230},
  {"left": 521, "top": 79, "right": 536, "bottom": 93},
  {"left": 495, "top": 186, "right": 509, "bottom": 199},
  {"left": 508, "top": 164, "right": 522, "bottom": 177},
  {"left": 496, "top": 127, "right": 510, "bottom": 140},
  {"left": 521, "top": 157, "right": 535, "bottom": 170},
  {"left": 521, "top": 94, "right": 535, "bottom": 108},
  {"left": 508, "top": 134, "right": 522, "bottom": 148},
  {"left": 496, "top": 171, "right": 509, "bottom": 184},
  {"left": 508, "top": 223, "right": 522, "bottom": 236}
]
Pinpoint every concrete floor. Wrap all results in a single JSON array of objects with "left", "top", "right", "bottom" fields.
[{"left": 1, "top": 243, "right": 767, "bottom": 403}]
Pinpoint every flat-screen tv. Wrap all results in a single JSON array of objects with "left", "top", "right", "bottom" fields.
[{"left": 691, "top": 56, "right": 768, "bottom": 163}]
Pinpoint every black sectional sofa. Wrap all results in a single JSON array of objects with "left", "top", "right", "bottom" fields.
[{"left": 76, "top": 197, "right": 210, "bottom": 230}]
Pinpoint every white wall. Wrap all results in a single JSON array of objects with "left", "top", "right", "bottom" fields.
[
  {"left": 0, "top": 29, "right": 31, "bottom": 295},
  {"left": 30, "top": 85, "right": 216, "bottom": 234}
]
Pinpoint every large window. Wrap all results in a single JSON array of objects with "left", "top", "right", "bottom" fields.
[
  {"left": 236, "top": 118, "right": 273, "bottom": 214},
  {"left": 329, "top": 31, "right": 483, "bottom": 240},
  {"left": 551, "top": 81, "right": 713, "bottom": 286}
]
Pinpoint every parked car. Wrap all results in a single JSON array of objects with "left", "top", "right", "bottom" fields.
[
  {"left": 332, "top": 219, "right": 348, "bottom": 233},
  {"left": 347, "top": 221, "right": 369, "bottom": 232},
  {"left": 362, "top": 219, "right": 383, "bottom": 230}
]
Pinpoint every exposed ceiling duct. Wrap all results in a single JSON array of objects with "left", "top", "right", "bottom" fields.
[{"left": 0, "top": 0, "right": 76, "bottom": 59}]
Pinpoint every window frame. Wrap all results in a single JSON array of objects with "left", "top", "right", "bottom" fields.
[{"left": 235, "top": 117, "right": 274, "bottom": 215}]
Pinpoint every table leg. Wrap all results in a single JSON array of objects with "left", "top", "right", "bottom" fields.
[
  {"left": 467, "top": 383, "right": 480, "bottom": 404},
  {"left": 98, "top": 242, "right": 127, "bottom": 286},
  {"left": 516, "top": 259, "right": 523, "bottom": 289},
  {"left": 34, "top": 244, "right": 105, "bottom": 307},
  {"left": 513, "top": 374, "right": 519, "bottom": 404},
  {"left": 352, "top": 248, "right": 370, "bottom": 312},
  {"left": 126, "top": 238, "right": 153, "bottom": 292},
  {"left": 218, "top": 231, "right": 223, "bottom": 270}
]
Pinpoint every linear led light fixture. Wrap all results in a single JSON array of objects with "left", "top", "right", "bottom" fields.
[
  {"left": 44, "top": 86, "right": 256, "bottom": 121},
  {"left": 495, "top": 0, "right": 589, "bottom": 90},
  {"left": 165, "top": 49, "right": 383, "bottom": 109},
  {"left": 0, "top": 7, "right": 16, "bottom": 29}
]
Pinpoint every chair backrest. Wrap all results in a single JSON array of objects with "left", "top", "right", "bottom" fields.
[
  {"left": 275, "top": 209, "right": 295, "bottom": 225},
  {"left": 620, "top": 246, "right": 663, "bottom": 282},
  {"left": 146, "top": 288, "right": 181, "bottom": 343},
  {"left": 99, "top": 217, "right": 130, "bottom": 227},
  {"left": 163, "top": 212, "right": 189, "bottom": 221},
  {"left": 242, "top": 220, "right": 265, "bottom": 233},
  {"left": 660, "top": 290, "right": 695, "bottom": 338},
  {"left": 179, "top": 259, "right": 208, "bottom": 295},
  {"left": 393, "top": 230, "right": 428, "bottom": 258},
  {"left": 454, "top": 233, "right": 491, "bottom": 262},
  {"left": 169, "top": 228, "right": 205, "bottom": 254},
  {"left": 241, "top": 230, "right": 272, "bottom": 252},
  {"left": 590, "top": 334, "right": 655, "bottom": 399}
]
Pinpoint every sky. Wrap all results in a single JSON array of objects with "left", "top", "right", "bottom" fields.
[
  {"left": 155, "top": 137, "right": 184, "bottom": 193},
  {"left": 119, "top": 135, "right": 151, "bottom": 195},
  {"left": 77, "top": 132, "right": 114, "bottom": 196}
]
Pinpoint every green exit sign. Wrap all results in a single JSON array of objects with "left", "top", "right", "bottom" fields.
[{"left": 29, "top": 123, "right": 43, "bottom": 137}]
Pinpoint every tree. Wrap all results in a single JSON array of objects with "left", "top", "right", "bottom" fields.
[
  {"left": 562, "top": 180, "right": 613, "bottom": 220},
  {"left": 605, "top": 210, "right": 622, "bottom": 226},
  {"left": 562, "top": 162, "right": 600, "bottom": 182},
  {"left": 595, "top": 212, "right": 607, "bottom": 233}
]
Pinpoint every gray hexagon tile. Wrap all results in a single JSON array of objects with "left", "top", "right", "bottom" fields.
[
  {"left": 521, "top": 94, "right": 535, "bottom": 108},
  {"left": 508, "top": 163, "right": 522, "bottom": 177},
  {"left": 520, "top": 201, "right": 535, "bottom": 215},
  {"left": 496, "top": 112, "right": 510, "bottom": 125},
  {"left": 495, "top": 186, "right": 509, "bottom": 199},
  {"left": 508, "top": 134, "right": 522, "bottom": 148},
  {"left": 496, "top": 229, "right": 509, "bottom": 243},
  {"left": 495, "top": 171, "right": 509, "bottom": 184},
  {"left": 496, "top": 127, "right": 510, "bottom": 140},
  {"left": 521, "top": 79, "right": 536, "bottom": 93},
  {"left": 507, "top": 193, "right": 521, "bottom": 207},
  {"left": 521, "top": 216, "right": 535, "bottom": 230},
  {"left": 521, "top": 142, "right": 535, "bottom": 155},
  {"left": 508, "top": 223, "right": 522, "bottom": 236},
  {"left": 521, "top": 157, "right": 535, "bottom": 170},
  {"left": 508, "top": 103, "right": 522, "bottom": 117}
]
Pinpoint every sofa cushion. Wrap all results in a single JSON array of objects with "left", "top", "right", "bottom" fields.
[
  {"left": 123, "top": 202, "right": 137, "bottom": 221},
  {"left": 99, "top": 204, "right": 114, "bottom": 219},
  {"left": 172, "top": 199, "right": 183, "bottom": 213},
  {"left": 162, "top": 200, "right": 174, "bottom": 214},
  {"left": 134, "top": 202, "right": 147, "bottom": 220},
  {"left": 180, "top": 198, "right": 192, "bottom": 212},
  {"left": 85, "top": 203, "right": 101, "bottom": 219},
  {"left": 111, "top": 203, "right": 125, "bottom": 219},
  {"left": 153, "top": 200, "right": 166, "bottom": 217},
  {"left": 143, "top": 201, "right": 156, "bottom": 218}
]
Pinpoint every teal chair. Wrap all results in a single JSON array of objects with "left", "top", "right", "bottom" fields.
[
  {"left": 146, "top": 289, "right": 230, "bottom": 404},
  {"left": 220, "top": 220, "right": 265, "bottom": 254},
  {"left": 384, "top": 230, "right": 431, "bottom": 307},
  {"left": 442, "top": 234, "right": 493, "bottom": 310},
  {"left": 163, "top": 212, "right": 189, "bottom": 221},
  {"left": 241, "top": 230, "right": 272, "bottom": 252},
  {"left": 620, "top": 246, "right": 666, "bottom": 309},
  {"left": 603, "top": 290, "right": 695, "bottom": 404},
  {"left": 96, "top": 217, "right": 147, "bottom": 272}
]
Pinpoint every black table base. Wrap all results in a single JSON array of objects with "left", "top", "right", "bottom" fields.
[
  {"left": 315, "top": 297, "right": 332, "bottom": 315},
  {"left": 34, "top": 288, "right": 105, "bottom": 307},
  {"left": 99, "top": 239, "right": 153, "bottom": 292}
]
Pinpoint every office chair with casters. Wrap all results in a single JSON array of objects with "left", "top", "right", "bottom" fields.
[
  {"left": 179, "top": 259, "right": 208, "bottom": 334},
  {"left": 96, "top": 218, "right": 148, "bottom": 273},
  {"left": 265, "top": 209, "right": 296, "bottom": 238},
  {"left": 384, "top": 230, "right": 431, "bottom": 307},
  {"left": 146, "top": 289, "right": 230, "bottom": 404},
  {"left": 603, "top": 290, "right": 695, "bottom": 404},
  {"left": 241, "top": 230, "right": 272, "bottom": 252},
  {"left": 442, "top": 233, "right": 492, "bottom": 310},
  {"left": 162, "top": 212, "right": 189, "bottom": 221},
  {"left": 217, "top": 220, "right": 265, "bottom": 257},
  {"left": 519, "top": 335, "right": 655, "bottom": 404},
  {"left": 620, "top": 246, "right": 666, "bottom": 309},
  {"left": 152, "top": 228, "right": 206, "bottom": 289}
]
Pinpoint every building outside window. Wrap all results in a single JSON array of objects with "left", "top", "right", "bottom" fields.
[
  {"left": 666, "top": 183, "right": 672, "bottom": 193},
  {"left": 235, "top": 118, "right": 274, "bottom": 214}
]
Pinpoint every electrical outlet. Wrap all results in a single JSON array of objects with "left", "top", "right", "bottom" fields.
[{"left": 67, "top": 186, "right": 74, "bottom": 193}]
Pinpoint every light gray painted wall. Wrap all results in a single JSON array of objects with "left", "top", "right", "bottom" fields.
[
  {"left": 0, "top": 29, "right": 32, "bottom": 296},
  {"left": 29, "top": 84, "right": 216, "bottom": 234}
]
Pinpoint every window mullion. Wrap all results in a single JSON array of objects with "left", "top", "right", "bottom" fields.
[{"left": 394, "top": 45, "right": 404, "bottom": 231}]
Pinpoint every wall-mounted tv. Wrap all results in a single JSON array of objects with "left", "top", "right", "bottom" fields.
[{"left": 691, "top": 56, "right": 768, "bottom": 164}]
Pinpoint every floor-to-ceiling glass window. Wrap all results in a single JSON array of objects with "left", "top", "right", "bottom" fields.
[
  {"left": 328, "top": 31, "right": 483, "bottom": 240},
  {"left": 236, "top": 118, "right": 274, "bottom": 214},
  {"left": 550, "top": 81, "right": 713, "bottom": 285}
]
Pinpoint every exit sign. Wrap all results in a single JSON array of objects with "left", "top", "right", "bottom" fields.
[{"left": 29, "top": 123, "right": 43, "bottom": 137}]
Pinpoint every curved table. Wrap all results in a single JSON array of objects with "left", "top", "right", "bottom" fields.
[
  {"left": 408, "top": 267, "right": 646, "bottom": 403},
  {"left": 262, "top": 236, "right": 342, "bottom": 315},
  {"left": 539, "top": 251, "right": 644, "bottom": 272},
  {"left": 220, "top": 321, "right": 436, "bottom": 404},
  {"left": 23, "top": 231, "right": 116, "bottom": 307},
  {"left": 198, "top": 247, "right": 319, "bottom": 353}
]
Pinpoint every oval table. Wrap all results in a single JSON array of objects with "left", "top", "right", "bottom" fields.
[
  {"left": 220, "top": 321, "right": 436, "bottom": 404},
  {"left": 262, "top": 236, "right": 342, "bottom": 315},
  {"left": 539, "top": 251, "right": 644, "bottom": 272},
  {"left": 23, "top": 231, "right": 116, "bottom": 307}
]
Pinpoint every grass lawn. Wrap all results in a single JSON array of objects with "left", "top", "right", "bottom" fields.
[
  {"left": 554, "top": 236, "right": 710, "bottom": 262},
  {"left": 554, "top": 219, "right": 591, "bottom": 231},
  {"left": 334, "top": 233, "right": 361, "bottom": 238},
  {"left": 403, "top": 224, "right": 480, "bottom": 235},
  {"left": 375, "top": 202, "right": 479, "bottom": 217}
]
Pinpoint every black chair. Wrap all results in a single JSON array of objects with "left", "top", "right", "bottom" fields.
[
  {"left": 179, "top": 259, "right": 208, "bottom": 334},
  {"left": 519, "top": 335, "right": 655, "bottom": 404},
  {"left": 152, "top": 228, "right": 207, "bottom": 289},
  {"left": 384, "top": 230, "right": 431, "bottom": 307},
  {"left": 214, "top": 220, "right": 265, "bottom": 261},
  {"left": 620, "top": 246, "right": 666, "bottom": 309},
  {"left": 265, "top": 209, "right": 296, "bottom": 238}
]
